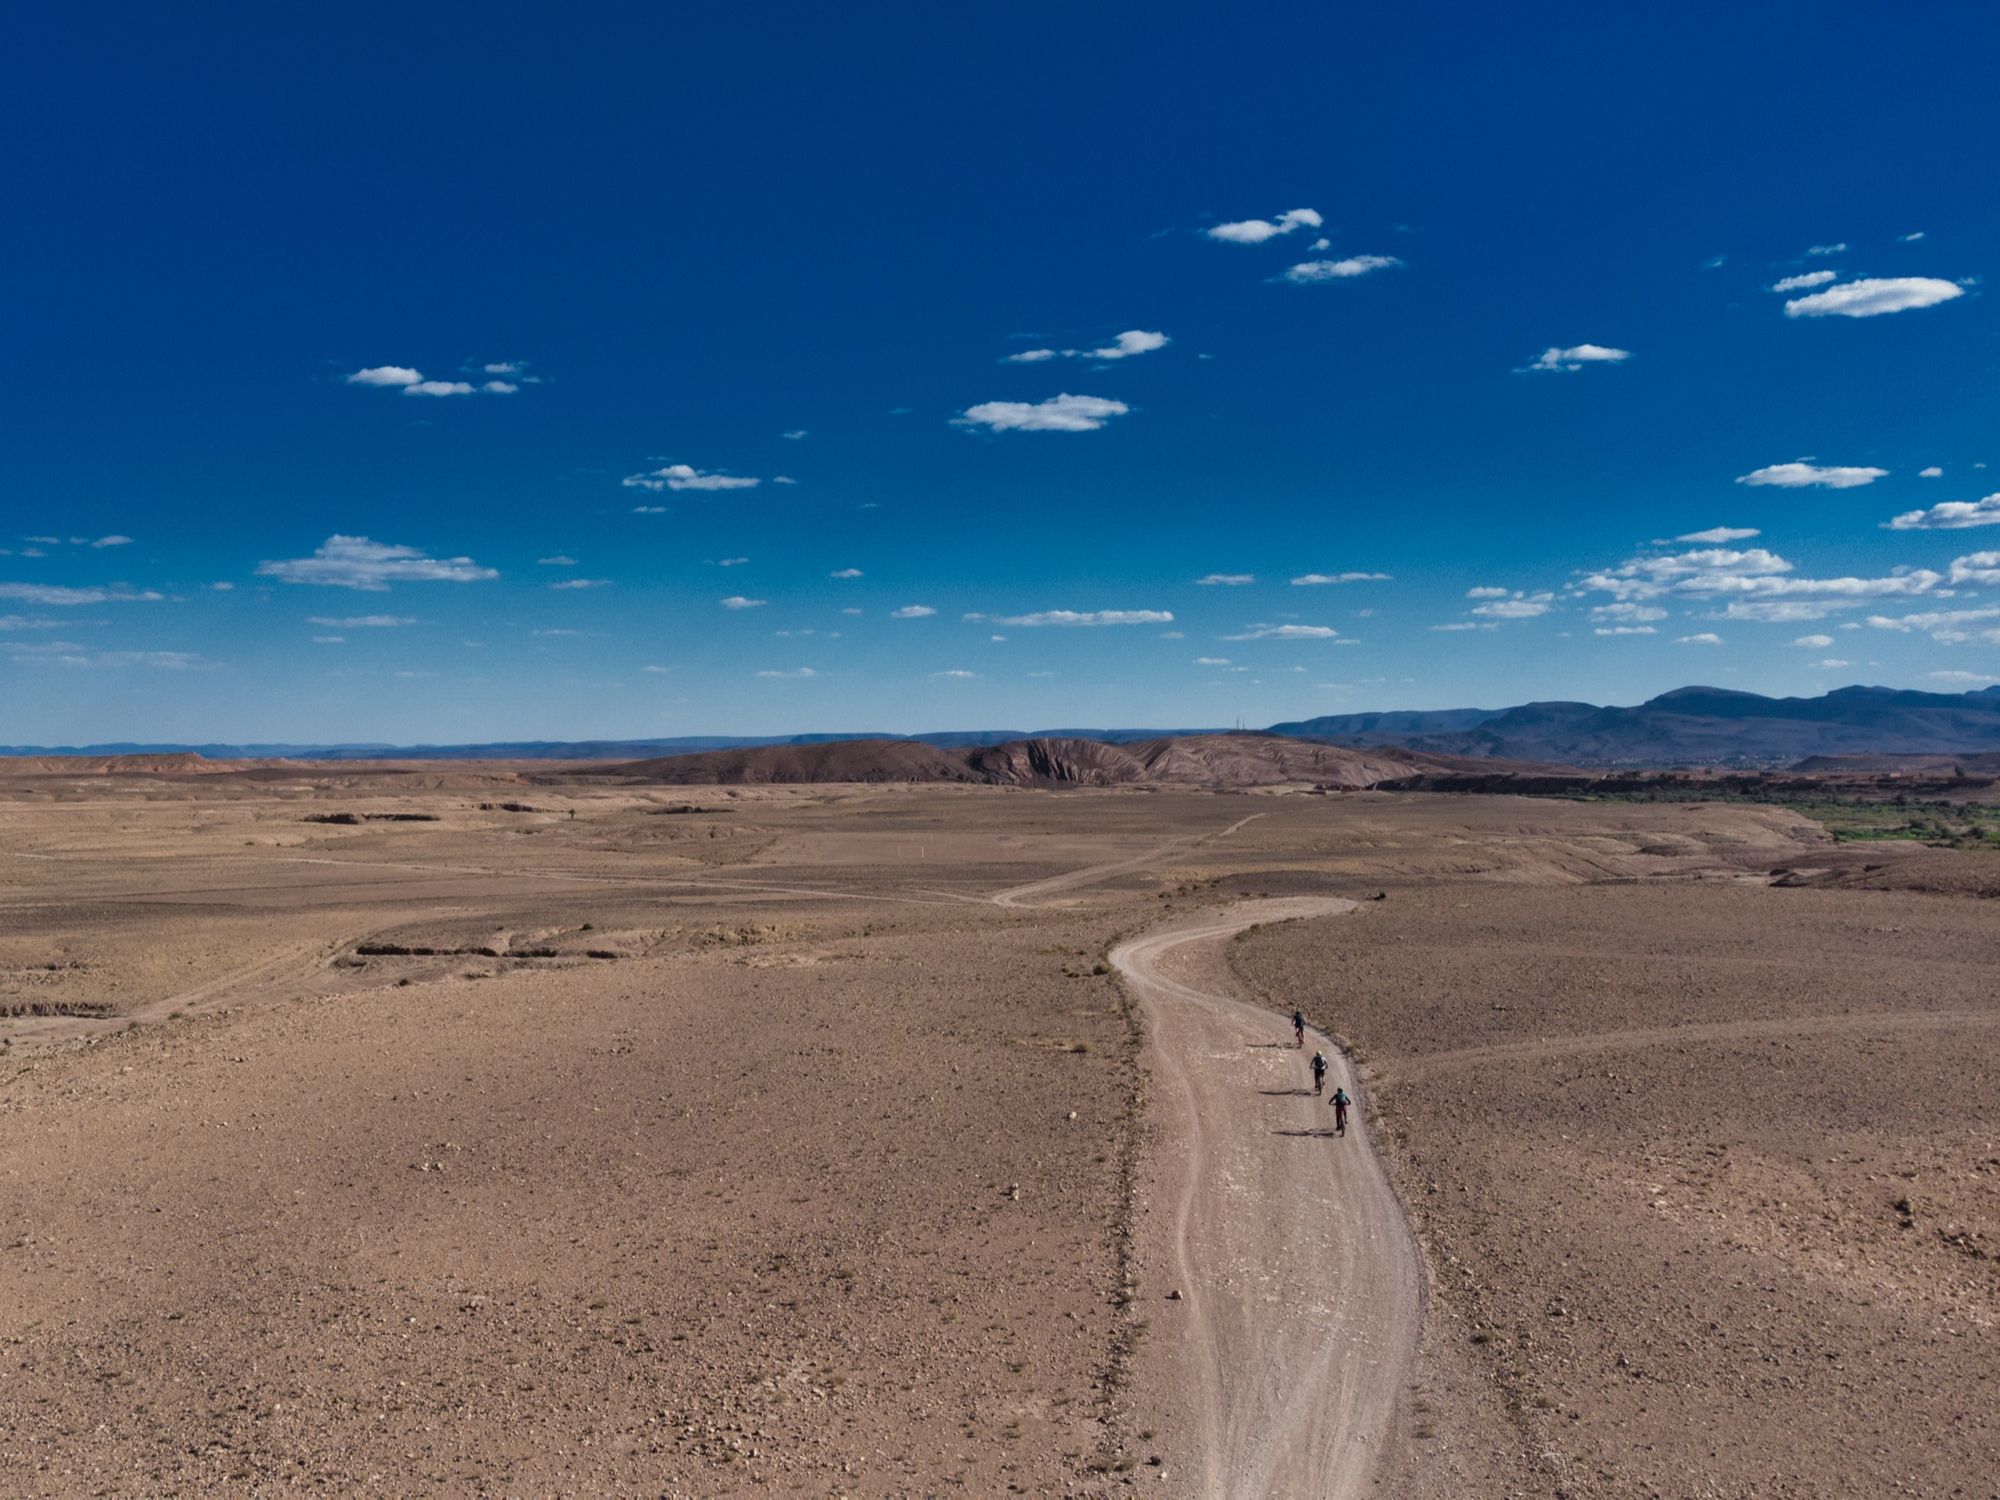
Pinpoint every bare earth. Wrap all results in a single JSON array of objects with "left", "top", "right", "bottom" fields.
[{"left": 2, "top": 764, "right": 1995, "bottom": 1495}]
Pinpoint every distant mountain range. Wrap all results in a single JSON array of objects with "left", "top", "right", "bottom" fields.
[
  {"left": 6, "top": 685, "right": 1999, "bottom": 769},
  {"left": 1272, "top": 685, "right": 2000, "bottom": 767}
]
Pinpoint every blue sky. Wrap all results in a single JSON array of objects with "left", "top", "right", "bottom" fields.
[{"left": 4, "top": 3, "right": 1998, "bottom": 744}]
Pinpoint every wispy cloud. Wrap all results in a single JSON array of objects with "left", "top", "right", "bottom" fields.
[
  {"left": 345, "top": 364, "right": 520, "bottom": 397},
  {"left": 1792, "top": 634, "right": 1835, "bottom": 648},
  {"left": 782, "top": 429, "right": 809, "bottom": 440},
  {"left": 1864, "top": 607, "right": 2000, "bottom": 641},
  {"left": 1594, "top": 625, "right": 1655, "bottom": 636},
  {"left": 1470, "top": 591, "right": 1555, "bottom": 619},
  {"left": 257, "top": 535, "right": 496, "bottom": 591},
  {"left": 956, "top": 394, "right": 1130, "bottom": 433},
  {"left": 1886, "top": 492, "right": 2000, "bottom": 530},
  {"left": 1737, "top": 461, "right": 1887, "bottom": 489},
  {"left": 1521, "top": 343, "right": 1630, "bottom": 373},
  {"left": 551, "top": 578, "right": 610, "bottom": 590},
  {"left": 1676, "top": 632, "right": 1723, "bottom": 645},
  {"left": 756, "top": 667, "right": 817, "bottom": 679},
  {"left": 1222, "top": 623, "right": 1345, "bottom": 640},
  {"left": 1919, "top": 466, "right": 1944, "bottom": 479},
  {"left": 1194, "top": 656, "right": 1232, "bottom": 666},
  {"left": 1005, "top": 330, "right": 1170, "bottom": 364},
  {"left": 929, "top": 668, "right": 976, "bottom": 679},
  {"left": 306, "top": 614, "right": 415, "bottom": 628},
  {"left": 1591, "top": 603, "right": 1667, "bottom": 624},
  {"left": 1291, "top": 571, "right": 1390, "bottom": 585},
  {"left": 0, "top": 582, "right": 162, "bottom": 606},
  {"left": 1930, "top": 669, "right": 1999, "bottom": 685},
  {"left": 1784, "top": 277, "right": 1965, "bottom": 318},
  {"left": 623, "top": 464, "right": 759, "bottom": 492},
  {"left": 976, "top": 609, "right": 1173, "bottom": 627},
  {"left": 1770, "top": 271, "right": 1837, "bottom": 292},
  {"left": 1276, "top": 255, "right": 1403, "bottom": 285},
  {"left": 830, "top": 567, "right": 864, "bottom": 579},
  {"left": 1430, "top": 622, "right": 1497, "bottom": 633},
  {"left": 720, "top": 595, "right": 767, "bottom": 610},
  {"left": 537, "top": 555, "right": 578, "bottom": 567},
  {"left": 1205, "top": 208, "right": 1322, "bottom": 244},
  {"left": 1195, "top": 573, "right": 1255, "bottom": 586},
  {"left": 890, "top": 604, "right": 937, "bottom": 618},
  {"left": 1583, "top": 544, "right": 1945, "bottom": 620},
  {"left": 1676, "top": 526, "right": 1761, "bottom": 544},
  {"left": 1805, "top": 242, "right": 1849, "bottom": 257}
]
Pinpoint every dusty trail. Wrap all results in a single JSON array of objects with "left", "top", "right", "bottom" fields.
[
  {"left": 1114, "top": 899, "right": 1422, "bottom": 1499},
  {"left": 990, "top": 813, "right": 1264, "bottom": 909}
]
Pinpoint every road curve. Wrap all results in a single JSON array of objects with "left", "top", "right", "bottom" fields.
[{"left": 1113, "top": 898, "right": 1423, "bottom": 1499}]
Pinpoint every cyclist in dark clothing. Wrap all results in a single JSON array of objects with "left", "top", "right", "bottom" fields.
[
  {"left": 1329, "top": 1086, "right": 1351, "bottom": 1136},
  {"left": 1292, "top": 1009, "right": 1306, "bottom": 1048},
  {"left": 1309, "top": 1050, "right": 1328, "bottom": 1097}
]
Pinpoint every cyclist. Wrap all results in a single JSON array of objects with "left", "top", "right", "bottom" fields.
[
  {"left": 1292, "top": 1008, "right": 1306, "bottom": 1048},
  {"left": 1329, "top": 1086, "right": 1351, "bottom": 1136},
  {"left": 1309, "top": 1050, "right": 1328, "bottom": 1097}
]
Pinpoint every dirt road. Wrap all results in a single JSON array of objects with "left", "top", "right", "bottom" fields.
[{"left": 1115, "top": 899, "right": 1423, "bottom": 1498}]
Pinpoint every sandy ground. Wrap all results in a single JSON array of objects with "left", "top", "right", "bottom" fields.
[{"left": 2, "top": 767, "right": 1993, "bottom": 1494}]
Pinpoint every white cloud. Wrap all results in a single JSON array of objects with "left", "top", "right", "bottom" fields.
[
  {"left": 1737, "top": 461, "right": 1887, "bottom": 489},
  {"left": 1205, "top": 208, "right": 1322, "bottom": 244},
  {"left": 1886, "top": 493, "right": 2000, "bottom": 531},
  {"left": 1594, "top": 625, "right": 1656, "bottom": 636},
  {"left": 210, "top": 581, "right": 234, "bottom": 590},
  {"left": 1591, "top": 603, "right": 1668, "bottom": 623},
  {"left": 1523, "top": 343, "right": 1631, "bottom": 373},
  {"left": 720, "top": 596, "right": 767, "bottom": 610},
  {"left": 1471, "top": 591, "right": 1556, "bottom": 619},
  {"left": 1004, "top": 330, "right": 1169, "bottom": 365},
  {"left": 1278, "top": 255, "right": 1404, "bottom": 285},
  {"left": 1864, "top": 607, "right": 2000, "bottom": 641},
  {"left": 713, "top": 557, "right": 750, "bottom": 567},
  {"left": 537, "top": 555, "right": 578, "bottom": 566},
  {"left": 1771, "top": 271, "right": 1837, "bottom": 292},
  {"left": 1805, "top": 243, "right": 1849, "bottom": 256},
  {"left": 1899, "top": 232, "right": 1927, "bottom": 244},
  {"left": 533, "top": 628, "right": 584, "bottom": 637},
  {"left": 1676, "top": 632, "right": 1723, "bottom": 645},
  {"left": 987, "top": 609, "right": 1172, "bottom": 627},
  {"left": 1465, "top": 586, "right": 1512, "bottom": 599},
  {"left": 631, "top": 505, "right": 667, "bottom": 515},
  {"left": 841, "top": 607, "right": 862, "bottom": 616},
  {"left": 1222, "top": 623, "right": 1345, "bottom": 640},
  {"left": 1919, "top": 466, "right": 1944, "bottom": 479},
  {"left": 481, "top": 380, "right": 519, "bottom": 395},
  {"left": 404, "top": 380, "right": 476, "bottom": 397},
  {"left": 956, "top": 393, "right": 1130, "bottom": 433},
  {"left": 482, "top": 362, "right": 525, "bottom": 376},
  {"left": 1092, "top": 329, "right": 1169, "bottom": 360},
  {"left": 782, "top": 429, "right": 809, "bottom": 440},
  {"left": 624, "top": 464, "right": 760, "bottom": 492},
  {"left": 1676, "top": 526, "right": 1761, "bottom": 544},
  {"left": 307, "top": 614, "right": 415, "bottom": 628},
  {"left": 1792, "top": 633, "right": 1835, "bottom": 647},
  {"left": 929, "top": 669, "right": 977, "bottom": 679},
  {"left": 1947, "top": 551, "right": 2000, "bottom": 585},
  {"left": 312, "top": 635, "right": 344, "bottom": 644},
  {"left": 1194, "top": 657, "right": 1232, "bottom": 666},
  {"left": 1430, "top": 621, "right": 1497, "bottom": 632},
  {"left": 1784, "top": 277, "right": 1965, "bottom": 318},
  {"left": 1196, "top": 573, "right": 1255, "bottom": 586},
  {"left": 829, "top": 568, "right": 864, "bottom": 580},
  {"left": 890, "top": 605, "right": 937, "bottom": 618},
  {"left": 1929, "top": 669, "right": 1999, "bottom": 684},
  {"left": 551, "top": 578, "right": 610, "bottom": 590},
  {"left": 756, "top": 667, "right": 817, "bottom": 679},
  {"left": 642, "top": 664, "right": 672, "bottom": 673},
  {"left": 91, "top": 535, "right": 133, "bottom": 549},
  {"left": 255, "top": 535, "right": 497, "bottom": 591},
  {"left": 1583, "top": 545, "right": 1944, "bottom": 620},
  {"left": 345, "top": 366, "right": 422, "bottom": 387},
  {"left": 772, "top": 476, "right": 798, "bottom": 485},
  {"left": 1291, "top": 571, "right": 1390, "bottom": 585}
]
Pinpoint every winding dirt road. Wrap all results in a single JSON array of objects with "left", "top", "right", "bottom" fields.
[{"left": 1114, "top": 899, "right": 1423, "bottom": 1498}]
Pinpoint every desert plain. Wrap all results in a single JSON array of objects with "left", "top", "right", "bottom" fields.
[{"left": 0, "top": 758, "right": 1994, "bottom": 1497}]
